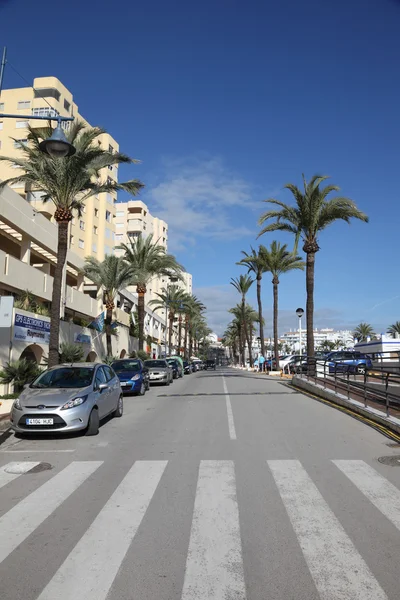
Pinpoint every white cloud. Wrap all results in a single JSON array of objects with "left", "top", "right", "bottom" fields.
[{"left": 146, "top": 157, "right": 257, "bottom": 251}]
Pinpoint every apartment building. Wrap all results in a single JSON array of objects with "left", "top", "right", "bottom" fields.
[{"left": 0, "top": 76, "right": 118, "bottom": 260}]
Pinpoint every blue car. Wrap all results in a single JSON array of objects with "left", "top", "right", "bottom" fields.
[
  {"left": 111, "top": 359, "right": 150, "bottom": 395},
  {"left": 324, "top": 351, "right": 373, "bottom": 374}
]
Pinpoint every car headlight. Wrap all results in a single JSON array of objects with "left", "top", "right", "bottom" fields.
[
  {"left": 130, "top": 374, "right": 140, "bottom": 381},
  {"left": 13, "top": 397, "right": 22, "bottom": 410},
  {"left": 60, "top": 395, "right": 88, "bottom": 410}
]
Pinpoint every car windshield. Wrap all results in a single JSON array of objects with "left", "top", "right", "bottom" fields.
[
  {"left": 166, "top": 359, "right": 178, "bottom": 366},
  {"left": 31, "top": 367, "right": 94, "bottom": 389},
  {"left": 145, "top": 360, "right": 167, "bottom": 368},
  {"left": 112, "top": 360, "right": 141, "bottom": 372}
]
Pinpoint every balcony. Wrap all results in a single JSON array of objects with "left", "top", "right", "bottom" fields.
[
  {"left": 0, "top": 250, "right": 98, "bottom": 318},
  {"left": 127, "top": 219, "right": 145, "bottom": 233}
]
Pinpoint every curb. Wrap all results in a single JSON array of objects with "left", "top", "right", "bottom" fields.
[{"left": 292, "top": 376, "right": 400, "bottom": 439}]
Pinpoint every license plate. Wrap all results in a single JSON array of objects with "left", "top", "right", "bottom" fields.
[
  {"left": 121, "top": 382, "right": 129, "bottom": 387},
  {"left": 26, "top": 418, "right": 54, "bottom": 425}
]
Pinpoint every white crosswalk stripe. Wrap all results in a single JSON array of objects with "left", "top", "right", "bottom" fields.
[
  {"left": 37, "top": 460, "right": 167, "bottom": 600},
  {"left": 181, "top": 460, "right": 246, "bottom": 600},
  {"left": 268, "top": 459, "right": 389, "bottom": 600},
  {"left": 0, "top": 462, "right": 40, "bottom": 489},
  {"left": 0, "top": 461, "right": 102, "bottom": 564},
  {"left": 333, "top": 460, "right": 400, "bottom": 532}
]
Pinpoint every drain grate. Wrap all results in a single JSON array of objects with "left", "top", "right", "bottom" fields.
[
  {"left": 378, "top": 455, "right": 400, "bottom": 466},
  {"left": 28, "top": 462, "right": 53, "bottom": 473}
]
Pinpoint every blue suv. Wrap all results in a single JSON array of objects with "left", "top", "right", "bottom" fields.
[
  {"left": 111, "top": 359, "right": 150, "bottom": 395},
  {"left": 324, "top": 351, "right": 373, "bottom": 374}
]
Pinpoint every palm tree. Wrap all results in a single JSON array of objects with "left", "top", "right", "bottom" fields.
[
  {"left": 0, "top": 122, "right": 144, "bottom": 367},
  {"left": 117, "top": 234, "right": 183, "bottom": 352},
  {"left": 149, "top": 285, "right": 187, "bottom": 353},
  {"left": 258, "top": 174, "right": 368, "bottom": 358},
  {"left": 237, "top": 245, "right": 268, "bottom": 359},
  {"left": 230, "top": 274, "right": 254, "bottom": 366},
  {"left": 260, "top": 241, "right": 305, "bottom": 369},
  {"left": 353, "top": 322, "right": 375, "bottom": 342},
  {"left": 387, "top": 322, "right": 400, "bottom": 338},
  {"left": 83, "top": 255, "right": 133, "bottom": 356},
  {"left": 0, "top": 359, "right": 42, "bottom": 394},
  {"left": 183, "top": 295, "right": 206, "bottom": 359}
]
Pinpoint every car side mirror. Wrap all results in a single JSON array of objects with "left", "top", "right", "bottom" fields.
[{"left": 98, "top": 383, "right": 108, "bottom": 393}]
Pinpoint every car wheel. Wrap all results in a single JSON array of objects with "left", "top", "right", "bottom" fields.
[
  {"left": 139, "top": 382, "right": 146, "bottom": 396},
  {"left": 357, "top": 364, "right": 366, "bottom": 375},
  {"left": 114, "top": 395, "right": 123, "bottom": 417},
  {"left": 86, "top": 408, "right": 99, "bottom": 436},
  {"left": 165, "top": 379, "right": 170, "bottom": 386}
]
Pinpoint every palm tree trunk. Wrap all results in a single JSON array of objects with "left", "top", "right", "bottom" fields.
[
  {"left": 184, "top": 316, "right": 189, "bottom": 359},
  {"left": 256, "top": 276, "right": 265, "bottom": 358},
  {"left": 168, "top": 312, "right": 174, "bottom": 353},
  {"left": 239, "top": 326, "right": 245, "bottom": 366},
  {"left": 105, "top": 307, "right": 113, "bottom": 357},
  {"left": 273, "top": 280, "right": 279, "bottom": 371},
  {"left": 242, "top": 301, "right": 253, "bottom": 367},
  {"left": 137, "top": 285, "right": 146, "bottom": 351},
  {"left": 48, "top": 221, "right": 69, "bottom": 368},
  {"left": 188, "top": 328, "right": 193, "bottom": 359},
  {"left": 306, "top": 251, "right": 315, "bottom": 359},
  {"left": 178, "top": 317, "right": 182, "bottom": 356}
]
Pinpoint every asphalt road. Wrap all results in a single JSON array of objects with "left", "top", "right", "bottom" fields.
[{"left": 1, "top": 367, "right": 400, "bottom": 600}]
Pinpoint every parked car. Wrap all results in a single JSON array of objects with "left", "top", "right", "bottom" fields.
[
  {"left": 111, "top": 358, "right": 150, "bottom": 395},
  {"left": 166, "top": 357, "right": 183, "bottom": 379},
  {"left": 144, "top": 359, "right": 173, "bottom": 385},
  {"left": 183, "top": 360, "right": 192, "bottom": 374},
  {"left": 204, "top": 359, "right": 216, "bottom": 371},
  {"left": 324, "top": 351, "right": 373, "bottom": 374},
  {"left": 10, "top": 363, "right": 123, "bottom": 436}
]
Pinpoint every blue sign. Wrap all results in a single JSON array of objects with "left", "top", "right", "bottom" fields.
[
  {"left": 14, "top": 313, "right": 50, "bottom": 344},
  {"left": 74, "top": 332, "right": 91, "bottom": 345}
]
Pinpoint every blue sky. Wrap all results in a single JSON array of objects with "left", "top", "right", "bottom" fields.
[{"left": 1, "top": 0, "right": 400, "bottom": 335}]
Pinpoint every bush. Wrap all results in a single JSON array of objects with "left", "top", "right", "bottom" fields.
[
  {"left": 42, "top": 342, "right": 84, "bottom": 365},
  {"left": 0, "top": 359, "right": 42, "bottom": 394},
  {"left": 137, "top": 350, "right": 150, "bottom": 361},
  {"left": 0, "top": 393, "right": 19, "bottom": 399},
  {"left": 102, "top": 355, "right": 119, "bottom": 365}
]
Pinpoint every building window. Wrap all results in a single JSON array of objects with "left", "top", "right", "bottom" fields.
[
  {"left": 94, "top": 208, "right": 99, "bottom": 218},
  {"left": 93, "top": 226, "right": 98, "bottom": 235},
  {"left": 34, "top": 88, "right": 61, "bottom": 101},
  {"left": 64, "top": 99, "right": 71, "bottom": 112},
  {"left": 105, "top": 228, "right": 111, "bottom": 239},
  {"left": 92, "top": 243, "right": 97, "bottom": 253},
  {"left": 13, "top": 139, "right": 27, "bottom": 148},
  {"left": 72, "top": 217, "right": 76, "bottom": 225},
  {"left": 61, "top": 121, "right": 70, "bottom": 131},
  {"left": 70, "top": 235, "right": 74, "bottom": 246},
  {"left": 109, "top": 144, "right": 114, "bottom": 153},
  {"left": 108, "top": 165, "right": 113, "bottom": 171},
  {"left": 16, "top": 121, "right": 28, "bottom": 128},
  {"left": 116, "top": 222, "right": 124, "bottom": 228},
  {"left": 78, "top": 239, "right": 84, "bottom": 249},
  {"left": 82, "top": 205, "right": 86, "bottom": 213},
  {"left": 107, "top": 177, "right": 113, "bottom": 185},
  {"left": 0, "top": 103, "right": 4, "bottom": 111},
  {"left": 115, "top": 233, "right": 124, "bottom": 241},
  {"left": 0, "top": 122, "right": 3, "bottom": 130},
  {"left": 106, "top": 193, "right": 113, "bottom": 204},
  {"left": 105, "top": 210, "right": 111, "bottom": 223},
  {"left": 79, "top": 220, "right": 85, "bottom": 230},
  {"left": 17, "top": 101, "right": 31, "bottom": 110},
  {"left": 0, "top": 140, "right": 2, "bottom": 149},
  {"left": 116, "top": 211, "right": 125, "bottom": 217},
  {"left": 32, "top": 107, "right": 59, "bottom": 118}
]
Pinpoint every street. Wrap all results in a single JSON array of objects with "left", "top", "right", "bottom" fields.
[{"left": 1, "top": 367, "right": 400, "bottom": 600}]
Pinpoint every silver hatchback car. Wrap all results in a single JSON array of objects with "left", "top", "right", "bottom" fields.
[{"left": 10, "top": 363, "right": 123, "bottom": 436}]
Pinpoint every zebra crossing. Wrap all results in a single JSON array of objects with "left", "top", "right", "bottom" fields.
[{"left": 0, "top": 458, "right": 399, "bottom": 599}]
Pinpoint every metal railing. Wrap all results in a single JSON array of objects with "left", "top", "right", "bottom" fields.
[{"left": 295, "top": 357, "right": 400, "bottom": 418}]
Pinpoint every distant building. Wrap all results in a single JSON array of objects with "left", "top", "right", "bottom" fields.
[{"left": 280, "top": 328, "right": 354, "bottom": 351}]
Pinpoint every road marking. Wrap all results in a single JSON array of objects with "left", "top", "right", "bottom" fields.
[
  {"left": 268, "top": 460, "right": 388, "bottom": 600},
  {"left": 37, "top": 460, "right": 167, "bottom": 600},
  {"left": 0, "top": 449, "right": 76, "bottom": 453},
  {"left": 0, "top": 462, "right": 40, "bottom": 489},
  {"left": 333, "top": 460, "right": 400, "bottom": 531},
  {"left": 222, "top": 376, "right": 237, "bottom": 440},
  {"left": 0, "top": 461, "right": 102, "bottom": 564},
  {"left": 181, "top": 460, "right": 246, "bottom": 600}
]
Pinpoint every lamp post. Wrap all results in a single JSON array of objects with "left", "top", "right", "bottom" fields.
[{"left": 296, "top": 308, "right": 304, "bottom": 356}]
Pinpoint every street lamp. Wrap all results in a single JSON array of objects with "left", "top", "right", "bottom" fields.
[
  {"left": 296, "top": 308, "right": 304, "bottom": 357},
  {"left": 39, "top": 118, "right": 76, "bottom": 157}
]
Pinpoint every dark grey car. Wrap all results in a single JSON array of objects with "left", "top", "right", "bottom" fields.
[{"left": 10, "top": 363, "right": 123, "bottom": 436}]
